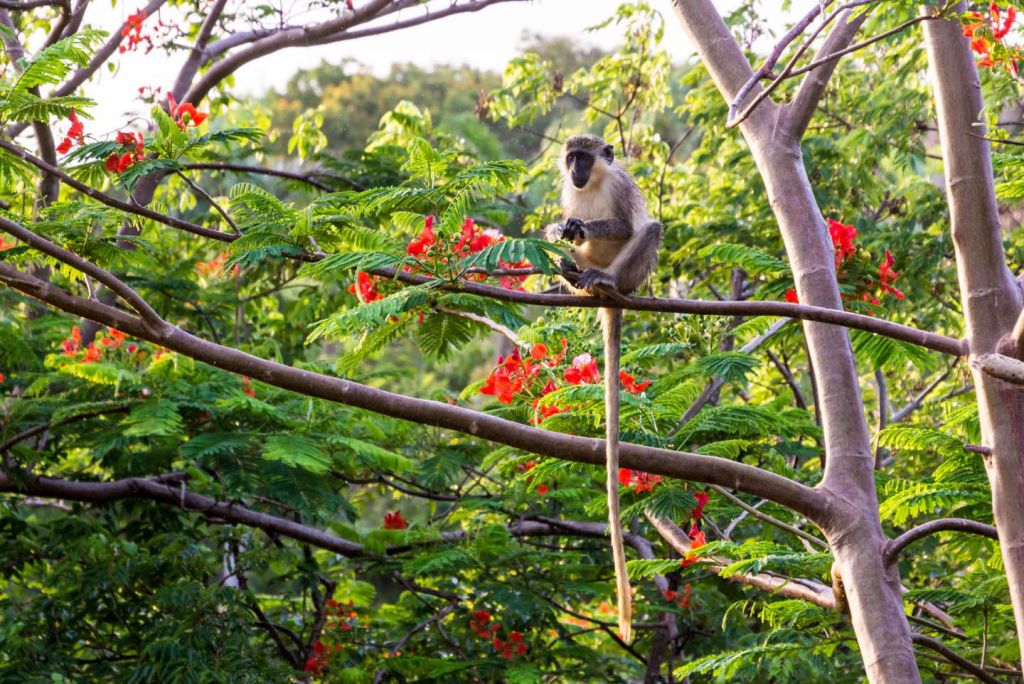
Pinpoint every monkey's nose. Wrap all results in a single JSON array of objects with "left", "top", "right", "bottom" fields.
[{"left": 571, "top": 174, "right": 588, "bottom": 188}]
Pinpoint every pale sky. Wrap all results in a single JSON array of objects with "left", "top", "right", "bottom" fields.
[{"left": 73, "top": 0, "right": 701, "bottom": 133}]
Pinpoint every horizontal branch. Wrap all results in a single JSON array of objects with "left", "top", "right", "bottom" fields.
[
  {"left": 884, "top": 518, "right": 999, "bottom": 565},
  {"left": 911, "top": 633, "right": 1003, "bottom": 684},
  {"left": 1, "top": 142, "right": 962, "bottom": 356},
  {"left": 0, "top": 406, "right": 129, "bottom": 453},
  {"left": 646, "top": 514, "right": 837, "bottom": 609},
  {"left": 378, "top": 268, "right": 967, "bottom": 357},
  {"left": 972, "top": 352, "right": 1024, "bottom": 385},
  {"left": 0, "top": 470, "right": 367, "bottom": 555},
  {"left": 180, "top": 162, "right": 334, "bottom": 191},
  {"left": 0, "top": 141, "right": 232, "bottom": 242},
  {"left": 0, "top": 261, "right": 829, "bottom": 522}
]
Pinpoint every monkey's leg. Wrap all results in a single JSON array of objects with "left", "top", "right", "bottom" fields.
[
  {"left": 601, "top": 306, "right": 632, "bottom": 642},
  {"left": 609, "top": 221, "right": 662, "bottom": 295}
]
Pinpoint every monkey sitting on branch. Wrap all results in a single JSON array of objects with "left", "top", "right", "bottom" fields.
[{"left": 544, "top": 135, "right": 662, "bottom": 641}]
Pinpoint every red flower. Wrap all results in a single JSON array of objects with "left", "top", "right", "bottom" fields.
[
  {"left": 992, "top": 2, "right": 1016, "bottom": 40},
  {"left": 82, "top": 343, "right": 102, "bottom": 363},
  {"left": 563, "top": 353, "right": 600, "bottom": 385},
  {"left": 167, "top": 92, "right": 207, "bottom": 129},
  {"left": 877, "top": 249, "right": 905, "bottom": 301},
  {"left": 469, "top": 609, "right": 493, "bottom": 637},
  {"left": 0, "top": 236, "right": 15, "bottom": 251},
  {"left": 681, "top": 523, "right": 707, "bottom": 567},
  {"left": 347, "top": 271, "right": 383, "bottom": 302},
  {"left": 618, "top": 469, "right": 662, "bottom": 493},
  {"left": 383, "top": 510, "right": 408, "bottom": 530},
  {"left": 619, "top": 370, "right": 650, "bottom": 395},
  {"left": 784, "top": 288, "right": 799, "bottom": 304},
  {"left": 56, "top": 109, "right": 85, "bottom": 154},
  {"left": 119, "top": 9, "right": 149, "bottom": 53},
  {"left": 0, "top": 372, "right": 4, "bottom": 384},
  {"left": 242, "top": 377, "right": 255, "bottom": 397},
  {"left": 406, "top": 215, "right": 436, "bottom": 257},
  {"left": 530, "top": 343, "right": 548, "bottom": 360},
  {"left": 827, "top": 218, "right": 857, "bottom": 268},
  {"left": 196, "top": 251, "right": 232, "bottom": 278},
  {"left": 536, "top": 484, "right": 549, "bottom": 495},
  {"left": 692, "top": 491, "right": 710, "bottom": 520},
  {"left": 480, "top": 348, "right": 538, "bottom": 404},
  {"left": 530, "top": 379, "right": 565, "bottom": 423}
]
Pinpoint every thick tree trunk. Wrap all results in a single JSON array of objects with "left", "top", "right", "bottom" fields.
[
  {"left": 669, "top": 1, "right": 921, "bottom": 679},
  {"left": 922, "top": 5, "right": 1024, "bottom": 656}
]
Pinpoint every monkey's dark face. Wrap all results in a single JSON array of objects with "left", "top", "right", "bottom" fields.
[{"left": 564, "top": 143, "right": 614, "bottom": 189}]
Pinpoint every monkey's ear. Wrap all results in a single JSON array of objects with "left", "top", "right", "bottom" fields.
[{"left": 602, "top": 144, "right": 614, "bottom": 162}]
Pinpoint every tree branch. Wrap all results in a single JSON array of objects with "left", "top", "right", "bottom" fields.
[
  {"left": 972, "top": 352, "right": 1024, "bottom": 385},
  {"left": 786, "top": 7, "right": 870, "bottom": 137},
  {"left": 180, "top": 162, "right": 335, "bottom": 191},
  {"left": 884, "top": 518, "right": 999, "bottom": 566},
  {"left": 0, "top": 260, "right": 828, "bottom": 521},
  {"left": 911, "top": 633, "right": 1003, "bottom": 684},
  {"left": 0, "top": 216, "right": 169, "bottom": 332},
  {"left": 646, "top": 514, "right": 837, "bottom": 610}
]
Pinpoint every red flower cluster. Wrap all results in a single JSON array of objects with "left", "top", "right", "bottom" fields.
[
  {"left": 965, "top": 3, "right": 1019, "bottom": 71},
  {"left": 878, "top": 249, "right": 905, "bottom": 301},
  {"left": 407, "top": 215, "right": 436, "bottom": 258},
  {"left": 0, "top": 373, "right": 5, "bottom": 384},
  {"left": 563, "top": 353, "right": 600, "bottom": 385},
  {"left": 470, "top": 609, "right": 497, "bottom": 638},
  {"left": 404, "top": 215, "right": 531, "bottom": 291},
  {"left": 242, "top": 377, "right": 255, "bottom": 397},
  {"left": 680, "top": 523, "right": 707, "bottom": 567},
  {"left": 0, "top": 236, "right": 16, "bottom": 251},
  {"left": 618, "top": 468, "right": 662, "bottom": 493},
  {"left": 828, "top": 218, "right": 858, "bottom": 269},
  {"left": 680, "top": 492, "right": 710, "bottom": 567},
  {"left": 493, "top": 630, "right": 527, "bottom": 660},
  {"left": 167, "top": 93, "right": 207, "bottom": 129},
  {"left": 195, "top": 251, "right": 238, "bottom": 278},
  {"left": 105, "top": 130, "right": 145, "bottom": 174},
  {"left": 55, "top": 109, "right": 84, "bottom": 154},
  {"left": 619, "top": 370, "right": 650, "bottom": 395},
  {"left": 481, "top": 348, "right": 542, "bottom": 404},
  {"left": 304, "top": 599, "right": 357, "bottom": 673},
  {"left": 383, "top": 510, "right": 408, "bottom": 530},
  {"left": 61, "top": 325, "right": 82, "bottom": 356},
  {"left": 119, "top": 10, "right": 150, "bottom": 53},
  {"left": 468, "top": 610, "right": 527, "bottom": 659},
  {"left": 784, "top": 288, "right": 799, "bottom": 304},
  {"left": 348, "top": 271, "right": 383, "bottom": 302},
  {"left": 663, "top": 583, "right": 692, "bottom": 609},
  {"left": 531, "top": 379, "right": 565, "bottom": 423}
]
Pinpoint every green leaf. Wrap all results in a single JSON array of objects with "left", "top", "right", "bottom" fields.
[{"left": 261, "top": 435, "right": 331, "bottom": 474}]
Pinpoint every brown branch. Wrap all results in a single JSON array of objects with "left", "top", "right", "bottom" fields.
[
  {"left": 378, "top": 269, "right": 966, "bottom": 357},
  {"left": 0, "top": 0, "right": 62, "bottom": 8},
  {"left": 884, "top": 518, "right": 999, "bottom": 566},
  {"left": 0, "top": 261, "right": 828, "bottom": 521},
  {"left": 180, "top": 162, "right": 335, "bottom": 191},
  {"left": 971, "top": 352, "right": 1024, "bottom": 385},
  {"left": 0, "top": 406, "right": 130, "bottom": 454},
  {"left": 0, "top": 216, "right": 169, "bottom": 332},
  {"left": 911, "top": 633, "right": 1003, "bottom": 684},
  {"left": 646, "top": 514, "right": 837, "bottom": 610},
  {"left": 175, "top": 170, "right": 239, "bottom": 236},
  {"left": 0, "top": 141, "right": 232, "bottom": 242},
  {"left": 0, "top": 470, "right": 367, "bottom": 556},
  {"left": 786, "top": 7, "right": 870, "bottom": 137},
  {"left": 171, "top": 0, "right": 229, "bottom": 99}
]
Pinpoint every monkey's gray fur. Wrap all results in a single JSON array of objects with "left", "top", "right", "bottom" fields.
[{"left": 545, "top": 135, "right": 662, "bottom": 642}]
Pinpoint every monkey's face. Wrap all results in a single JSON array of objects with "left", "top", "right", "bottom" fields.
[{"left": 563, "top": 142, "right": 614, "bottom": 189}]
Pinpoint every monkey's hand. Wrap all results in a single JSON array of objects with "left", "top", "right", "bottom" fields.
[{"left": 560, "top": 217, "right": 586, "bottom": 242}]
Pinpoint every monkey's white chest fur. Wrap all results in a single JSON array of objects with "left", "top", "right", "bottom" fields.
[{"left": 562, "top": 176, "right": 616, "bottom": 221}]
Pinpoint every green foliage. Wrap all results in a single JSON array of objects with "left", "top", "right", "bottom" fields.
[{"left": 0, "top": 3, "right": 1013, "bottom": 682}]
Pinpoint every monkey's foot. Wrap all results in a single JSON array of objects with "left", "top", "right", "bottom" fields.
[{"left": 576, "top": 268, "right": 616, "bottom": 292}]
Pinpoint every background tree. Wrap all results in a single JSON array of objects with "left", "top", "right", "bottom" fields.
[{"left": 1, "top": 1, "right": 1023, "bottom": 682}]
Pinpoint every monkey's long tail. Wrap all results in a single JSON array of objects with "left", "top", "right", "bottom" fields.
[{"left": 601, "top": 306, "right": 632, "bottom": 643}]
